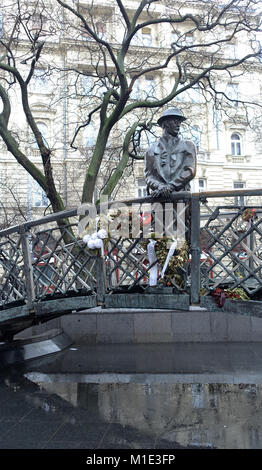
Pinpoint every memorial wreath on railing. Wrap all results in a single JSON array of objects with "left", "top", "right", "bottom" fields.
[{"left": 82, "top": 209, "right": 189, "bottom": 288}]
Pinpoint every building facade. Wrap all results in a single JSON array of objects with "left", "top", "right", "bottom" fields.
[{"left": 0, "top": 0, "right": 261, "bottom": 228}]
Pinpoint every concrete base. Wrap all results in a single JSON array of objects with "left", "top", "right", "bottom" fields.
[
  {"left": 0, "top": 328, "right": 72, "bottom": 368},
  {"left": 23, "top": 342, "right": 262, "bottom": 385},
  {"left": 16, "top": 308, "right": 262, "bottom": 344}
]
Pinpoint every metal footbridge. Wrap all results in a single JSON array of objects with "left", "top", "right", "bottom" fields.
[{"left": 1, "top": 189, "right": 262, "bottom": 341}]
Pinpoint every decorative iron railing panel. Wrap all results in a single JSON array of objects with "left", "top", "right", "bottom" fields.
[
  {"left": 105, "top": 237, "right": 189, "bottom": 293},
  {"left": 199, "top": 197, "right": 262, "bottom": 296},
  {"left": 0, "top": 234, "right": 26, "bottom": 306},
  {"left": 105, "top": 238, "right": 150, "bottom": 291},
  {"left": 104, "top": 200, "right": 191, "bottom": 293},
  {"left": 31, "top": 224, "right": 96, "bottom": 300},
  {"left": 0, "top": 219, "right": 97, "bottom": 309}
]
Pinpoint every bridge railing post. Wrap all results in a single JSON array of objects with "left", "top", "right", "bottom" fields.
[
  {"left": 95, "top": 255, "right": 106, "bottom": 305},
  {"left": 20, "top": 226, "right": 35, "bottom": 309},
  {"left": 190, "top": 195, "right": 201, "bottom": 305}
]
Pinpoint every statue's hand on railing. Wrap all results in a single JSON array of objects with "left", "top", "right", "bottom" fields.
[{"left": 151, "top": 185, "right": 173, "bottom": 198}]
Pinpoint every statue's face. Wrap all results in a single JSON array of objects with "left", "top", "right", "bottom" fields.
[{"left": 162, "top": 117, "right": 181, "bottom": 137}]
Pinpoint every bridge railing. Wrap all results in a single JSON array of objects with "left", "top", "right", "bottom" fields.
[
  {"left": 199, "top": 192, "right": 262, "bottom": 299},
  {"left": 1, "top": 188, "right": 262, "bottom": 312},
  {"left": 0, "top": 217, "right": 97, "bottom": 309}
]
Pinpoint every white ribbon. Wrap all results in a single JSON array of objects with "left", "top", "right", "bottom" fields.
[
  {"left": 83, "top": 229, "right": 107, "bottom": 257},
  {"left": 160, "top": 240, "right": 177, "bottom": 279},
  {"left": 147, "top": 240, "right": 158, "bottom": 286}
]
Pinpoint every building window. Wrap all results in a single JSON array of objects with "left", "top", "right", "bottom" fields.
[
  {"left": 253, "top": 39, "right": 262, "bottom": 62},
  {"left": 141, "top": 27, "right": 152, "bottom": 47},
  {"left": 176, "top": 84, "right": 200, "bottom": 103},
  {"left": 143, "top": 76, "right": 155, "bottom": 99},
  {"left": 131, "top": 27, "right": 152, "bottom": 46},
  {"left": 227, "top": 83, "right": 239, "bottom": 107},
  {"left": 184, "top": 34, "right": 194, "bottom": 46},
  {"left": 231, "top": 133, "right": 242, "bottom": 155},
  {"left": 198, "top": 178, "right": 207, "bottom": 192},
  {"left": 188, "top": 85, "right": 200, "bottom": 103},
  {"left": 176, "top": 90, "right": 185, "bottom": 102},
  {"left": 171, "top": 30, "right": 181, "bottom": 47},
  {"left": 81, "top": 75, "right": 93, "bottom": 95},
  {"left": 99, "top": 78, "right": 110, "bottom": 97},
  {"left": 33, "top": 181, "right": 49, "bottom": 207},
  {"left": 81, "top": 28, "right": 93, "bottom": 41},
  {"left": 30, "top": 13, "right": 47, "bottom": 35},
  {"left": 84, "top": 122, "right": 96, "bottom": 147},
  {"left": 192, "top": 125, "right": 201, "bottom": 151},
  {"left": 0, "top": 14, "right": 3, "bottom": 38},
  {"left": 130, "top": 78, "right": 141, "bottom": 100},
  {"left": 32, "top": 69, "right": 49, "bottom": 93},
  {"left": 0, "top": 173, "right": 3, "bottom": 199},
  {"left": 227, "top": 43, "right": 238, "bottom": 59},
  {"left": 144, "top": 130, "right": 155, "bottom": 147},
  {"left": 233, "top": 181, "right": 245, "bottom": 205},
  {"left": 96, "top": 21, "right": 107, "bottom": 40},
  {"left": 137, "top": 178, "right": 147, "bottom": 198},
  {"left": 140, "top": 130, "right": 155, "bottom": 149},
  {"left": 32, "top": 122, "right": 49, "bottom": 149}
]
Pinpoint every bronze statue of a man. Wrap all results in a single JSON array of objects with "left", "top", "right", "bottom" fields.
[{"left": 144, "top": 108, "right": 196, "bottom": 197}]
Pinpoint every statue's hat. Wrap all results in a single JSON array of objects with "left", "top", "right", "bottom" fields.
[{"left": 157, "top": 107, "right": 186, "bottom": 126}]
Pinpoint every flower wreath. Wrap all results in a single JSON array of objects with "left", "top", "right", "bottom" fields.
[{"left": 141, "top": 234, "right": 189, "bottom": 287}]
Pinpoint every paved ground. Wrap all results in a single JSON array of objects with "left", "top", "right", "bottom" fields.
[{"left": 1, "top": 341, "right": 262, "bottom": 449}]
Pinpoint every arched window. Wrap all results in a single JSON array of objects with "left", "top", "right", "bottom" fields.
[{"left": 231, "top": 133, "right": 241, "bottom": 156}]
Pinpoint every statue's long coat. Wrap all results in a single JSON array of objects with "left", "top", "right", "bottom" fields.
[{"left": 145, "top": 135, "right": 196, "bottom": 192}]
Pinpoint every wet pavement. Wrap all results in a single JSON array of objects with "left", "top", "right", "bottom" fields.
[{"left": 1, "top": 341, "right": 262, "bottom": 449}]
